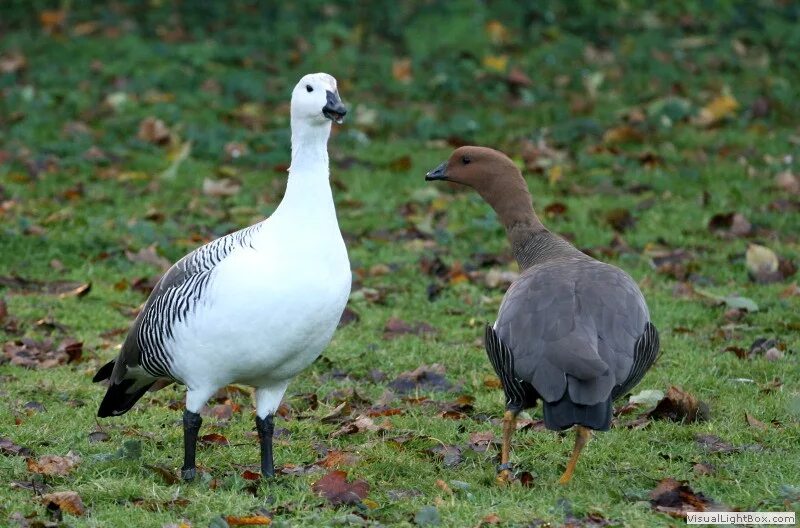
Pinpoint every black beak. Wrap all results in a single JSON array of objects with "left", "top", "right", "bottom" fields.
[
  {"left": 425, "top": 161, "right": 448, "bottom": 181},
  {"left": 323, "top": 90, "right": 347, "bottom": 124}
]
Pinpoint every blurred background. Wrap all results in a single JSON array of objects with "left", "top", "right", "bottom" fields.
[{"left": 1, "top": 2, "right": 799, "bottom": 525}]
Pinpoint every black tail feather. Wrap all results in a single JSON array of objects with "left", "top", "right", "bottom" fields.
[
  {"left": 92, "top": 360, "right": 115, "bottom": 382},
  {"left": 97, "top": 378, "right": 154, "bottom": 418},
  {"left": 543, "top": 394, "right": 612, "bottom": 432}
]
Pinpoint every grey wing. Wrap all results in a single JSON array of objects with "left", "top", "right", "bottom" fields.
[
  {"left": 109, "top": 223, "right": 263, "bottom": 383},
  {"left": 611, "top": 321, "right": 660, "bottom": 400},
  {"left": 495, "top": 261, "right": 652, "bottom": 407},
  {"left": 484, "top": 324, "right": 537, "bottom": 410}
]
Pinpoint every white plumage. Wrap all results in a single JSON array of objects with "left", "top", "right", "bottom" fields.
[{"left": 95, "top": 72, "right": 350, "bottom": 480}]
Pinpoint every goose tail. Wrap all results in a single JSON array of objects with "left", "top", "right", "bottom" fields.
[{"left": 542, "top": 393, "right": 612, "bottom": 432}]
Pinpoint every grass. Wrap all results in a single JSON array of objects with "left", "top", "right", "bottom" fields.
[{"left": 1, "top": 1, "right": 799, "bottom": 526}]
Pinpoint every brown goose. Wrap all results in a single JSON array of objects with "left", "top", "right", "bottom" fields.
[{"left": 425, "top": 146, "right": 659, "bottom": 484}]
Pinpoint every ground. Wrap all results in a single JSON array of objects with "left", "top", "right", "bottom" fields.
[{"left": 1, "top": 2, "right": 799, "bottom": 527}]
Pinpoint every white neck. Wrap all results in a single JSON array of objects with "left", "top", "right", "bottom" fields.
[{"left": 272, "top": 119, "right": 336, "bottom": 223}]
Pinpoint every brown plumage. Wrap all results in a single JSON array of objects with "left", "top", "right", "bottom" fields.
[{"left": 426, "top": 146, "right": 660, "bottom": 484}]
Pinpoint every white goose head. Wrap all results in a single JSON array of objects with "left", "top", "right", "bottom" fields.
[{"left": 290, "top": 73, "right": 347, "bottom": 127}]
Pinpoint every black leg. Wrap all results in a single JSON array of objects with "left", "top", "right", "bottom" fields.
[
  {"left": 181, "top": 409, "right": 202, "bottom": 481},
  {"left": 256, "top": 414, "right": 275, "bottom": 478}
]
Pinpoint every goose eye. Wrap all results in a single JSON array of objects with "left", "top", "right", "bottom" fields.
[
  {"left": 462, "top": 156, "right": 471, "bottom": 165},
  {"left": 306, "top": 85, "right": 313, "bottom": 93}
]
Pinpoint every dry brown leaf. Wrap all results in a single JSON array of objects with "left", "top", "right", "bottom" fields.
[
  {"left": 126, "top": 245, "right": 172, "bottom": 271},
  {"left": 392, "top": 58, "right": 412, "bottom": 84},
  {"left": 27, "top": 452, "right": 80, "bottom": 476},
  {"left": 744, "top": 412, "right": 767, "bottom": 430},
  {"left": 0, "top": 52, "right": 26, "bottom": 74},
  {"left": 1, "top": 437, "right": 32, "bottom": 457},
  {"left": 650, "top": 478, "right": 727, "bottom": 517},
  {"left": 775, "top": 170, "right": 799, "bottom": 195},
  {"left": 3, "top": 338, "right": 83, "bottom": 369},
  {"left": 708, "top": 212, "right": 751, "bottom": 237},
  {"left": 383, "top": 317, "right": 437, "bottom": 340},
  {"left": 203, "top": 177, "right": 241, "bottom": 197},
  {"left": 199, "top": 433, "right": 229, "bottom": 446},
  {"left": 319, "top": 450, "right": 360, "bottom": 469},
  {"left": 311, "top": 470, "right": 369, "bottom": 506},
  {"left": 647, "top": 386, "right": 709, "bottom": 423},
  {"left": 39, "top": 9, "right": 67, "bottom": 33},
  {"left": 41, "top": 491, "right": 85, "bottom": 516},
  {"left": 137, "top": 117, "right": 171, "bottom": 145}
]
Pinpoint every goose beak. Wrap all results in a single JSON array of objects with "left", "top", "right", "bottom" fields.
[
  {"left": 425, "top": 161, "right": 449, "bottom": 181},
  {"left": 323, "top": 90, "right": 347, "bottom": 124}
]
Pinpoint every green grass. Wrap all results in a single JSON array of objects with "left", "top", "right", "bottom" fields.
[{"left": 1, "top": 2, "right": 799, "bottom": 526}]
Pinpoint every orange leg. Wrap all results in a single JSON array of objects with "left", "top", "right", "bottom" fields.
[
  {"left": 496, "top": 409, "right": 518, "bottom": 485},
  {"left": 558, "top": 426, "right": 591, "bottom": 484}
]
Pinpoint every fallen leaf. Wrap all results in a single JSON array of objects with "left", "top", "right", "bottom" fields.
[
  {"left": 225, "top": 516, "right": 272, "bottom": 526},
  {"left": 746, "top": 243, "right": 781, "bottom": 283},
  {"left": 41, "top": 491, "right": 85, "bottom": 516},
  {"left": 483, "top": 54, "right": 508, "bottom": 73},
  {"left": 480, "top": 513, "right": 502, "bottom": 526},
  {"left": 427, "top": 444, "right": 462, "bottom": 468},
  {"left": 650, "top": 478, "right": 728, "bottom": 517},
  {"left": 311, "top": 470, "right": 369, "bottom": 506},
  {"left": 199, "top": 433, "right": 229, "bottom": 446},
  {"left": 544, "top": 202, "right": 568, "bottom": 218},
  {"left": 605, "top": 208, "right": 635, "bottom": 232},
  {"left": 603, "top": 124, "right": 643, "bottom": 144},
  {"left": 1, "top": 437, "right": 32, "bottom": 457},
  {"left": 138, "top": 117, "right": 171, "bottom": 145},
  {"left": 694, "top": 94, "right": 739, "bottom": 127},
  {"left": 203, "top": 177, "right": 241, "bottom": 197},
  {"left": 27, "top": 452, "right": 80, "bottom": 476},
  {"left": 338, "top": 307, "right": 360, "bottom": 327},
  {"left": 392, "top": 58, "right": 412, "bottom": 84},
  {"left": 775, "top": 170, "right": 799, "bottom": 195},
  {"left": 383, "top": 317, "right": 437, "bottom": 339},
  {"left": 628, "top": 389, "right": 664, "bottom": 407},
  {"left": 39, "top": 9, "right": 67, "bottom": 33},
  {"left": 707, "top": 212, "right": 751, "bottom": 237},
  {"left": 484, "top": 268, "right": 519, "bottom": 289},
  {"left": 330, "top": 414, "right": 389, "bottom": 438},
  {"left": 388, "top": 363, "right": 452, "bottom": 394},
  {"left": 693, "top": 462, "right": 716, "bottom": 476},
  {"left": 744, "top": 413, "right": 767, "bottom": 430},
  {"left": 126, "top": 245, "right": 172, "bottom": 271},
  {"left": 0, "top": 276, "right": 90, "bottom": 296},
  {"left": 0, "top": 51, "right": 26, "bottom": 74},
  {"left": 695, "top": 434, "right": 737, "bottom": 454},
  {"left": 3, "top": 338, "right": 83, "bottom": 369},
  {"left": 647, "top": 386, "right": 709, "bottom": 423},
  {"left": 145, "top": 464, "right": 180, "bottom": 485},
  {"left": 319, "top": 450, "right": 360, "bottom": 469}
]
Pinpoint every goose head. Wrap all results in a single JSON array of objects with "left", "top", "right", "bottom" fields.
[{"left": 291, "top": 73, "right": 347, "bottom": 126}]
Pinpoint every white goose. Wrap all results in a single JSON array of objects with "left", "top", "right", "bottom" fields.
[{"left": 94, "top": 73, "right": 351, "bottom": 480}]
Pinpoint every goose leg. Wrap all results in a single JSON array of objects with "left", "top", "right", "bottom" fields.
[
  {"left": 496, "top": 408, "right": 519, "bottom": 485},
  {"left": 256, "top": 414, "right": 275, "bottom": 478},
  {"left": 558, "top": 425, "right": 591, "bottom": 484},
  {"left": 182, "top": 387, "right": 215, "bottom": 481},
  {"left": 181, "top": 409, "right": 202, "bottom": 481},
  {"left": 255, "top": 382, "right": 289, "bottom": 479}
]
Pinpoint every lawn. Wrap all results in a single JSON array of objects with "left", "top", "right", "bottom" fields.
[{"left": 1, "top": 2, "right": 799, "bottom": 527}]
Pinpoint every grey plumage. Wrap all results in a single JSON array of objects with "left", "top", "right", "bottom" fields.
[
  {"left": 425, "top": 144, "right": 661, "bottom": 483},
  {"left": 490, "top": 231, "right": 660, "bottom": 430}
]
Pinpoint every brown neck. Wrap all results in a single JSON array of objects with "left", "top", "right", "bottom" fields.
[{"left": 479, "top": 175, "right": 580, "bottom": 270}]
